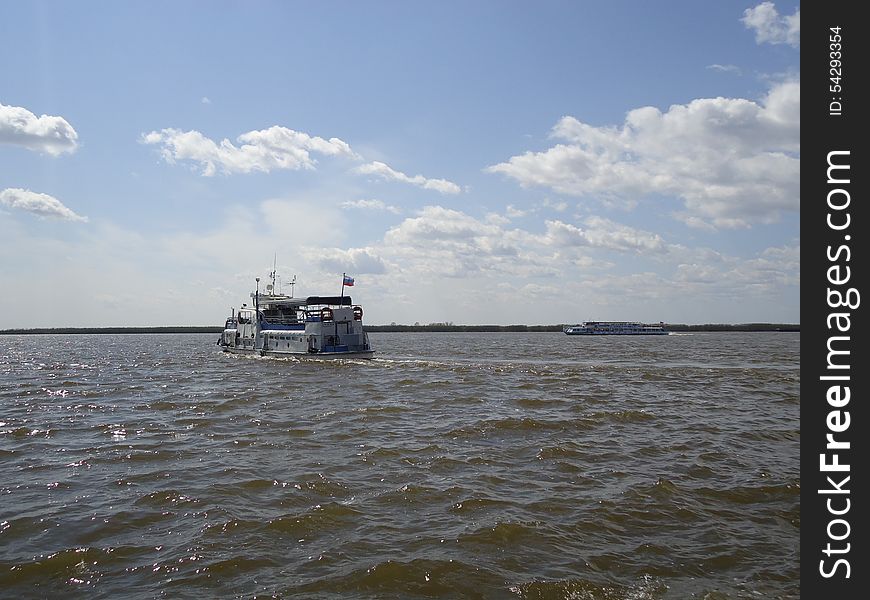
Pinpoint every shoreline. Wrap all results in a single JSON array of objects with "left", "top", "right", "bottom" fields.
[{"left": 0, "top": 323, "right": 800, "bottom": 335}]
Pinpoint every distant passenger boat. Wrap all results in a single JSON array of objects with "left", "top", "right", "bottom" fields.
[
  {"left": 563, "top": 321, "right": 670, "bottom": 335},
  {"left": 217, "top": 270, "right": 374, "bottom": 359}
]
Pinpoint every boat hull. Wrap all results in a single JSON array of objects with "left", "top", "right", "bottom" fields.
[
  {"left": 221, "top": 346, "right": 375, "bottom": 359},
  {"left": 564, "top": 331, "right": 669, "bottom": 335}
]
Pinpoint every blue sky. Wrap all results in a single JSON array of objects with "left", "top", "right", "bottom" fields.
[{"left": 1, "top": 1, "right": 800, "bottom": 327}]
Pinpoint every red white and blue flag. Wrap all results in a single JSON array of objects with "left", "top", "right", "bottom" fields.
[{"left": 343, "top": 275, "right": 355, "bottom": 286}]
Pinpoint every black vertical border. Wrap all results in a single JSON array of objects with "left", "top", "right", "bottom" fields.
[{"left": 803, "top": 2, "right": 867, "bottom": 597}]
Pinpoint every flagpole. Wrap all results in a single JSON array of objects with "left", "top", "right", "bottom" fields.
[{"left": 340, "top": 272, "right": 345, "bottom": 303}]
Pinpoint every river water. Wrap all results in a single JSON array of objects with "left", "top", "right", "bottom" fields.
[{"left": 0, "top": 332, "right": 799, "bottom": 598}]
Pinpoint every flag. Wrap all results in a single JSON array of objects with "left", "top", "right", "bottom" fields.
[{"left": 343, "top": 275, "right": 355, "bottom": 286}]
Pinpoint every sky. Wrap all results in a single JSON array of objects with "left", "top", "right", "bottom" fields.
[{"left": 1, "top": 1, "right": 800, "bottom": 327}]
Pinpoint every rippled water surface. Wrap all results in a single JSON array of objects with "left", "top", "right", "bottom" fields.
[{"left": 0, "top": 332, "right": 799, "bottom": 598}]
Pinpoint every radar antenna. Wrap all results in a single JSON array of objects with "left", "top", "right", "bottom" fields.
[{"left": 268, "top": 254, "right": 278, "bottom": 296}]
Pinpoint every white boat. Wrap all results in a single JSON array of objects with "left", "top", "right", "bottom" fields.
[
  {"left": 563, "top": 321, "right": 670, "bottom": 335},
  {"left": 217, "top": 271, "right": 374, "bottom": 359}
]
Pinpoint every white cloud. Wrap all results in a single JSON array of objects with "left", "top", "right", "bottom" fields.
[
  {"left": 311, "top": 247, "right": 387, "bottom": 274},
  {"left": 385, "top": 206, "right": 500, "bottom": 245},
  {"left": 543, "top": 217, "right": 672, "bottom": 255},
  {"left": 706, "top": 64, "right": 742, "bottom": 75},
  {"left": 485, "top": 212, "right": 511, "bottom": 226},
  {"left": 354, "top": 161, "right": 461, "bottom": 194},
  {"left": 742, "top": 2, "right": 800, "bottom": 47},
  {"left": 542, "top": 198, "right": 569, "bottom": 212},
  {"left": 0, "top": 188, "right": 88, "bottom": 222},
  {"left": 486, "top": 80, "right": 799, "bottom": 229},
  {"left": 142, "top": 126, "right": 358, "bottom": 175},
  {"left": 376, "top": 208, "right": 688, "bottom": 284},
  {"left": 731, "top": 243, "right": 800, "bottom": 287},
  {"left": 673, "top": 214, "right": 718, "bottom": 232},
  {"left": 505, "top": 205, "right": 527, "bottom": 218},
  {"left": 675, "top": 243, "right": 799, "bottom": 295},
  {"left": 0, "top": 102, "right": 79, "bottom": 155},
  {"left": 201, "top": 97, "right": 211, "bottom": 104},
  {"left": 379, "top": 206, "right": 553, "bottom": 280},
  {"left": 340, "top": 198, "right": 401, "bottom": 214}
]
